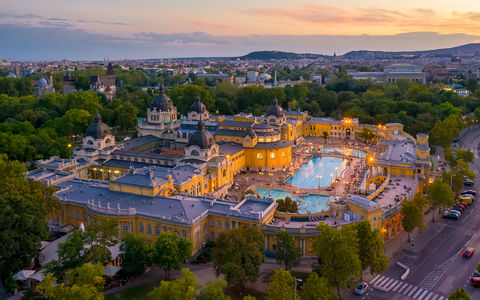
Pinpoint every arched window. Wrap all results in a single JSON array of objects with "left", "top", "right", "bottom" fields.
[
  {"left": 139, "top": 223, "right": 144, "bottom": 233},
  {"left": 257, "top": 153, "right": 263, "bottom": 159},
  {"left": 191, "top": 150, "right": 199, "bottom": 156},
  {"left": 270, "top": 152, "right": 276, "bottom": 159},
  {"left": 147, "top": 224, "right": 152, "bottom": 234},
  {"left": 281, "top": 151, "right": 286, "bottom": 158},
  {"left": 197, "top": 182, "right": 202, "bottom": 194},
  {"left": 223, "top": 169, "right": 227, "bottom": 177},
  {"left": 87, "top": 140, "right": 94, "bottom": 145},
  {"left": 105, "top": 139, "right": 111, "bottom": 144}
]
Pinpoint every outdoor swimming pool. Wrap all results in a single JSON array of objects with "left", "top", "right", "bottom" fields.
[
  {"left": 286, "top": 156, "right": 347, "bottom": 188},
  {"left": 254, "top": 187, "right": 333, "bottom": 213},
  {"left": 317, "top": 146, "right": 366, "bottom": 158}
]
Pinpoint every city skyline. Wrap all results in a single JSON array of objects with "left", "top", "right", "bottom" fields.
[{"left": 1, "top": 0, "right": 480, "bottom": 59}]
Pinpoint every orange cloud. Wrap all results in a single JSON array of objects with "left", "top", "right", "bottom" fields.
[{"left": 243, "top": 5, "right": 480, "bottom": 35}]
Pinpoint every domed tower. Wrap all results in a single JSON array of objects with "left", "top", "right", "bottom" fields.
[
  {"left": 73, "top": 113, "right": 119, "bottom": 162},
  {"left": 183, "top": 118, "right": 218, "bottom": 161},
  {"left": 265, "top": 98, "right": 286, "bottom": 126},
  {"left": 137, "top": 85, "right": 180, "bottom": 139},
  {"left": 147, "top": 85, "right": 177, "bottom": 124},
  {"left": 187, "top": 96, "right": 209, "bottom": 121}
]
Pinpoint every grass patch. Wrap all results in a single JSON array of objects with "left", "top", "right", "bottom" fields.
[{"left": 105, "top": 281, "right": 159, "bottom": 300}]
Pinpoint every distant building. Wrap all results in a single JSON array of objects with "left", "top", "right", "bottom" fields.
[
  {"left": 246, "top": 71, "right": 258, "bottom": 82},
  {"left": 34, "top": 76, "right": 55, "bottom": 97},
  {"left": 90, "top": 63, "right": 116, "bottom": 100},
  {"left": 348, "top": 72, "right": 384, "bottom": 84},
  {"left": 63, "top": 72, "right": 76, "bottom": 94},
  {"left": 311, "top": 73, "right": 323, "bottom": 83},
  {"left": 234, "top": 75, "right": 246, "bottom": 84},
  {"left": 384, "top": 64, "right": 426, "bottom": 84},
  {"left": 196, "top": 72, "right": 233, "bottom": 85}
]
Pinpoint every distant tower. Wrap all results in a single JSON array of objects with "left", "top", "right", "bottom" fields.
[{"left": 274, "top": 68, "right": 278, "bottom": 87}]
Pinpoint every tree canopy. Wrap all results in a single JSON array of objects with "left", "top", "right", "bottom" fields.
[
  {"left": 275, "top": 230, "right": 301, "bottom": 270},
  {"left": 149, "top": 232, "right": 192, "bottom": 279},
  {"left": 0, "top": 155, "right": 59, "bottom": 277},
  {"left": 213, "top": 226, "right": 265, "bottom": 291}
]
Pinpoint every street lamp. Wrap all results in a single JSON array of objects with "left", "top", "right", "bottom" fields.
[
  {"left": 317, "top": 175, "right": 322, "bottom": 189},
  {"left": 330, "top": 173, "right": 334, "bottom": 185},
  {"left": 335, "top": 167, "right": 338, "bottom": 178}
]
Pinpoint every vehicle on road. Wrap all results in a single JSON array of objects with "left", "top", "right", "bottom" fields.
[
  {"left": 462, "top": 247, "right": 475, "bottom": 258},
  {"left": 464, "top": 180, "right": 474, "bottom": 187},
  {"left": 471, "top": 277, "right": 480, "bottom": 287},
  {"left": 354, "top": 282, "right": 369, "bottom": 295},
  {"left": 449, "top": 209, "right": 462, "bottom": 216},
  {"left": 443, "top": 212, "right": 459, "bottom": 219},
  {"left": 456, "top": 202, "right": 468, "bottom": 209},
  {"left": 452, "top": 206, "right": 464, "bottom": 213},
  {"left": 458, "top": 197, "right": 473, "bottom": 204},
  {"left": 463, "top": 190, "right": 477, "bottom": 196}
]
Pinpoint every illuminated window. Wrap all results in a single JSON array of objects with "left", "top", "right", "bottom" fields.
[
  {"left": 266, "top": 138, "right": 271, "bottom": 142},
  {"left": 270, "top": 152, "right": 276, "bottom": 159},
  {"left": 259, "top": 138, "right": 264, "bottom": 142},
  {"left": 257, "top": 153, "right": 263, "bottom": 159},
  {"left": 281, "top": 151, "right": 286, "bottom": 158}
]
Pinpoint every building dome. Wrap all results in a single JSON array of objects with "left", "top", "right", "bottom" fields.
[
  {"left": 85, "top": 113, "right": 110, "bottom": 139},
  {"left": 266, "top": 98, "right": 284, "bottom": 117},
  {"left": 189, "top": 96, "right": 207, "bottom": 114},
  {"left": 187, "top": 120, "right": 214, "bottom": 149},
  {"left": 150, "top": 85, "right": 174, "bottom": 111},
  {"left": 38, "top": 77, "right": 48, "bottom": 88}
]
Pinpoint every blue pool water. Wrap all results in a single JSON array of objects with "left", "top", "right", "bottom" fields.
[
  {"left": 286, "top": 156, "right": 347, "bottom": 188},
  {"left": 254, "top": 188, "right": 333, "bottom": 213},
  {"left": 317, "top": 146, "right": 366, "bottom": 158}
]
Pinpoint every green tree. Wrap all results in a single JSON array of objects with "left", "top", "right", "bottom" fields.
[
  {"left": 442, "top": 161, "right": 476, "bottom": 194},
  {"left": 275, "top": 230, "right": 301, "bottom": 270},
  {"left": 119, "top": 234, "right": 149, "bottom": 277},
  {"left": 466, "top": 78, "right": 478, "bottom": 93},
  {"left": 400, "top": 197, "right": 425, "bottom": 242},
  {"left": 197, "top": 278, "right": 231, "bottom": 300},
  {"left": 301, "top": 272, "right": 338, "bottom": 300},
  {"left": 38, "top": 263, "right": 105, "bottom": 300},
  {"left": 83, "top": 216, "right": 118, "bottom": 265},
  {"left": 448, "top": 287, "right": 470, "bottom": 300},
  {"left": 429, "top": 179, "right": 455, "bottom": 222},
  {"left": 0, "top": 155, "right": 59, "bottom": 277},
  {"left": 353, "top": 221, "right": 388, "bottom": 276},
  {"left": 148, "top": 268, "right": 198, "bottom": 300},
  {"left": 114, "top": 100, "right": 138, "bottom": 131},
  {"left": 357, "top": 128, "right": 377, "bottom": 144},
  {"left": 243, "top": 296, "right": 256, "bottom": 300},
  {"left": 46, "top": 230, "right": 86, "bottom": 278},
  {"left": 313, "top": 223, "right": 361, "bottom": 298},
  {"left": 276, "top": 197, "right": 298, "bottom": 213},
  {"left": 150, "top": 232, "right": 192, "bottom": 279},
  {"left": 456, "top": 149, "right": 474, "bottom": 163},
  {"left": 323, "top": 131, "right": 329, "bottom": 143},
  {"left": 213, "top": 226, "right": 265, "bottom": 291},
  {"left": 266, "top": 269, "right": 296, "bottom": 300}
]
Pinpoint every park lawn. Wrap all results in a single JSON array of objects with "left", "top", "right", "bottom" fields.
[{"left": 105, "top": 281, "right": 159, "bottom": 300}]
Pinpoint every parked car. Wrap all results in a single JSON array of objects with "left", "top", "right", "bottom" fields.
[
  {"left": 463, "top": 190, "right": 477, "bottom": 196},
  {"left": 354, "top": 282, "right": 369, "bottom": 295},
  {"left": 458, "top": 197, "right": 473, "bottom": 204},
  {"left": 443, "top": 212, "right": 459, "bottom": 219},
  {"left": 462, "top": 247, "right": 475, "bottom": 258},
  {"left": 456, "top": 202, "right": 468, "bottom": 209},
  {"left": 453, "top": 206, "right": 464, "bottom": 213},
  {"left": 471, "top": 277, "right": 480, "bottom": 287},
  {"left": 464, "top": 180, "right": 475, "bottom": 187},
  {"left": 449, "top": 209, "right": 462, "bottom": 216}
]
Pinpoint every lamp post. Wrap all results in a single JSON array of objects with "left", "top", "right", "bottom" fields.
[
  {"left": 317, "top": 175, "right": 322, "bottom": 189},
  {"left": 330, "top": 173, "right": 334, "bottom": 185},
  {"left": 450, "top": 173, "right": 456, "bottom": 189},
  {"left": 335, "top": 167, "right": 338, "bottom": 179}
]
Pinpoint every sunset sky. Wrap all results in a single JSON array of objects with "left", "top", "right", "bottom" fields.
[{"left": 2, "top": 0, "right": 480, "bottom": 60}]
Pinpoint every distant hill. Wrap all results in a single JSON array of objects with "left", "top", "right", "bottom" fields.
[
  {"left": 239, "top": 51, "right": 325, "bottom": 60},
  {"left": 342, "top": 43, "right": 480, "bottom": 59}
]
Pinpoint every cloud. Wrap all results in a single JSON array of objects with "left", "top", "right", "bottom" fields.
[
  {"left": 244, "top": 5, "right": 480, "bottom": 35},
  {"left": 77, "top": 19, "right": 128, "bottom": 26},
  {"left": 0, "top": 23, "right": 479, "bottom": 60}
]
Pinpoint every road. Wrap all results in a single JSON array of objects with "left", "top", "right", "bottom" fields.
[{"left": 353, "top": 127, "right": 480, "bottom": 299}]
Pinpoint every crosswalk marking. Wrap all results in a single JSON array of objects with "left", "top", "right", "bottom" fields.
[
  {"left": 417, "top": 289, "right": 429, "bottom": 300},
  {"left": 392, "top": 281, "right": 406, "bottom": 292},
  {"left": 370, "top": 275, "right": 445, "bottom": 299}
]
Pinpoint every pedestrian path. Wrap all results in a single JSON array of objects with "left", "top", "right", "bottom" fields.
[{"left": 370, "top": 275, "right": 445, "bottom": 300}]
